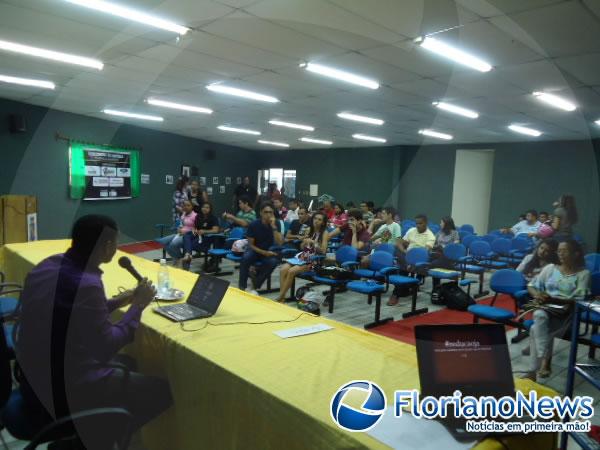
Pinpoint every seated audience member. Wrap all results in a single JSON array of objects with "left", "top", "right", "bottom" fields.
[
  {"left": 188, "top": 179, "right": 208, "bottom": 212},
  {"left": 181, "top": 202, "right": 220, "bottom": 269},
  {"left": 552, "top": 194, "right": 578, "bottom": 242},
  {"left": 397, "top": 214, "right": 436, "bottom": 254},
  {"left": 322, "top": 200, "right": 335, "bottom": 221},
  {"left": 360, "top": 201, "right": 375, "bottom": 224},
  {"left": 285, "top": 198, "right": 300, "bottom": 223},
  {"left": 331, "top": 203, "right": 348, "bottom": 228},
  {"left": 277, "top": 212, "right": 329, "bottom": 302},
  {"left": 273, "top": 197, "right": 287, "bottom": 221},
  {"left": 504, "top": 209, "right": 541, "bottom": 237},
  {"left": 517, "top": 239, "right": 559, "bottom": 281},
  {"left": 16, "top": 215, "right": 172, "bottom": 449},
  {"left": 239, "top": 202, "right": 284, "bottom": 294},
  {"left": 539, "top": 211, "right": 551, "bottom": 225},
  {"left": 222, "top": 195, "right": 257, "bottom": 229},
  {"left": 430, "top": 216, "right": 460, "bottom": 271},
  {"left": 165, "top": 200, "right": 197, "bottom": 265},
  {"left": 524, "top": 240, "right": 590, "bottom": 380},
  {"left": 267, "top": 182, "right": 282, "bottom": 201},
  {"left": 329, "top": 208, "right": 371, "bottom": 250},
  {"left": 368, "top": 207, "right": 402, "bottom": 245},
  {"left": 285, "top": 207, "right": 311, "bottom": 243}
]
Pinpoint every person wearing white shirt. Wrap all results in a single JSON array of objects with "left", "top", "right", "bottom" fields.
[
  {"left": 285, "top": 199, "right": 300, "bottom": 223},
  {"left": 504, "top": 209, "right": 541, "bottom": 237}
]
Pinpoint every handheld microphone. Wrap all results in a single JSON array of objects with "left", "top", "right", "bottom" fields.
[{"left": 118, "top": 256, "right": 143, "bottom": 282}]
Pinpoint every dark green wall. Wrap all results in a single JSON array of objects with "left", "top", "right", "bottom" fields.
[{"left": 0, "top": 98, "right": 258, "bottom": 242}]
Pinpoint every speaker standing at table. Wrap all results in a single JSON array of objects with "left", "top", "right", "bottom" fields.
[{"left": 15, "top": 215, "right": 172, "bottom": 449}]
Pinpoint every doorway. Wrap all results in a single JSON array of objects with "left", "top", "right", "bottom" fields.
[{"left": 257, "top": 168, "right": 296, "bottom": 199}]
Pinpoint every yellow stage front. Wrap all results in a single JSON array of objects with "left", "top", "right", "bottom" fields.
[{"left": 0, "top": 240, "right": 556, "bottom": 450}]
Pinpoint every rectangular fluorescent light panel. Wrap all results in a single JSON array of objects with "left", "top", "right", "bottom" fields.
[
  {"left": 64, "top": 0, "right": 189, "bottom": 34},
  {"left": 206, "top": 84, "right": 278, "bottom": 103},
  {"left": 0, "top": 39, "right": 103, "bottom": 70},
  {"left": 268, "top": 120, "right": 314, "bottom": 131},
  {"left": 218, "top": 125, "right": 261, "bottom": 135},
  {"left": 508, "top": 124, "right": 542, "bottom": 137},
  {"left": 418, "top": 37, "right": 492, "bottom": 72},
  {"left": 418, "top": 129, "right": 453, "bottom": 140},
  {"left": 147, "top": 98, "right": 212, "bottom": 114},
  {"left": 258, "top": 140, "right": 289, "bottom": 148},
  {"left": 337, "top": 112, "right": 384, "bottom": 125},
  {"left": 595, "top": 119, "right": 600, "bottom": 126},
  {"left": 300, "top": 137, "right": 333, "bottom": 145},
  {"left": 352, "top": 134, "right": 386, "bottom": 143},
  {"left": 103, "top": 109, "right": 163, "bottom": 121},
  {"left": 300, "top": 62, "right": 379, "bottom": 89},
  {"left": 433, "top": 101, "right": 479, "bottom": 119},
  {"left": 532, "top": 92, "right": 576, "bottom": 111},
  {"left": 0, "top": 74, "right": 55, "bottom": 90}
]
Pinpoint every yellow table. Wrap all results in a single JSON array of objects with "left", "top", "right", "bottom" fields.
[{"left": 1, "top": 240, "right": 557, "bottom": 450}]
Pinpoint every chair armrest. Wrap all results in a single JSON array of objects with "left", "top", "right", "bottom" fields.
[
  {"left": 0, "top": 289, "right": 22, "bottom": 296},
  {"left": 459, "top": 279, "right": 475, "bottom": 286},
  {"left": 379, "top": 266, "right": 399, "bottom": 276},
  {"left": 458, "top": 256, "right": 472, "bottom": 262},
  {"left": 513, "top": 290, "right": 531, "bottom": 305},
  {"left": 486, "top": 251, "right": 497, "bottom": 258},
  {"left": 341, "top": 261, "right": 359, "bottom": 269},
  {"left": 204, "top": 233, "right": 225, "bottom": 238},
  {"left": 414, "top": 262, "right": 430, "bottom": 269}
]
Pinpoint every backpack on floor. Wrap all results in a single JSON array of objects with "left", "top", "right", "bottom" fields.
[
  {"left": 296, "top": 288, "right": 322, "bottom": 315},
  {"left": 439, "top": 283, "right": 475, "bottom": 311}
]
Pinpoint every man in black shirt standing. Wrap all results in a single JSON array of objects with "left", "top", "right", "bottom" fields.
[{"left": 233, "top": 176, "right": 258, "bottom": 211}]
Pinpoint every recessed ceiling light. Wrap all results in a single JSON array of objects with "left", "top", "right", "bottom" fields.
[
  {"left": 595, "top": 119, "right": 600, "bottom": 127},
  {"left": 432, "top": 101, "right": 479, "bottom": 119},
  {"left": 0, "top": 74, "right": 55, "bottom": 90},
  {"left": 103, "top": 109, "right": 163, "bottom": 122},
  {"left": 268, "top": 120, "right": 314, "bottom": 131},
  {"left": 300, "top": 137, "right": 333, "bottom": 145},
  {"left": 0, "top": 39, "right": 103, "bottom": 70},
  {"left": 63, "top": 0, "right": 189, "bottom": 34},
  {"left": 258, "top": 140, "right": 289, "bottom": 148},
  {"left": 337, "top": 112, "right": 384, "bottom": 126},
  {"left": 416, "top": 36, "right": 492, "bottom": 72},
  {"left": 352, "top": 134, "right": 386, "bottom": 143},
  {"left": 217, "top": 125, "right": 261, "bottom": 135},
  {"left": 206, "top": 84, "right": 278, "bottom": 103},
  {"left": 532, "top": 91, "right": 576, "bottom": 112},
  {"left": 508, "top": 124, "right": 542, "bottom": 137},
  {"left": 300, "top": 62, "right": 379, "bottom": 89},
  {"left": 418, "top": 129, "right": 453, "bottom": 140},
  {"left": 146, "top": 98, "right": 212, "bottom": 114}
]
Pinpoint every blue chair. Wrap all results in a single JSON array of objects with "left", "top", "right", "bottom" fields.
[
  {"left": 0, "top": 272, "right": 20, "bottom": 319},
  {"left": 468, "top": 269, "right": 527, "bottom": 325},
  {"left": 481, "top": 235, "right": 496, "bottom": 244},
  {"left": 401, "top": 220, "right": 415, "bottom": 232},
  {"left": 429, "top": 223, "right": 440, "bottom": 234},
  {"left": 458, "top": 230, "right": 473, "bottom": 242},
  {"left": 445, "top": 243, "right": 488, "bottom": 298},
  {"left": 373, "top": 243, "right": 395, "bottom": 255},
  {"left": 462, "top": 234, "right": 482, "bottom": 250},
  {"left": 491, "top": 238, "right": 520, "bottom": 266},
  {"left": 352, "top": 251, "right": 395, "bottom": 281},
  {"left": 582, "top": 271, "right": 600, "bottom": 358},
  {"left": 207, "top": 227, "right": 246, "bottom": 276},
  {"left": 509, "top": 238, "right": 533, "bottom": 260},
  {"left": 459, "top": 224, "right": 475, "bottom": 234},
  {"left": 153, "top": 223, "right": 177, "bottom": 261},
  {"left": 585, "top": 254, "right": 600, "bottom": 273},
  {"left": 309, "top": 246, "right": 359, "bottom": 313},
  {"left": 346, "top": 280, "right": 391, "bottom": 329},
  {"left": 468, "top": 241, "right": 509, "bottom": 270}
]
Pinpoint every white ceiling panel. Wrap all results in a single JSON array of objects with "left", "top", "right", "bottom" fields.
[
  {"left": 554, "top": 53, "right": 600, "bottom": 86},
  {"left": 495, "top": 59, "right": 583, "bottom": 93}
]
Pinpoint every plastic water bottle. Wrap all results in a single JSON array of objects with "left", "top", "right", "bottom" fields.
[{"left": 157, "top": 259, "right": 171, "bottom": 296}]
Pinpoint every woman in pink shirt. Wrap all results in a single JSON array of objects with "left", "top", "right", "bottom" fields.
[
  {"left": 165, "top": 200, "right": 197, "bottom": 265},
  {"left": 332, "top": 203, "right": 348, "bottom": 228}
]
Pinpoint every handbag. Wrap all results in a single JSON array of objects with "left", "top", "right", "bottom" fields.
[{"left": 315, "top": 266, "right": 355, "bottom": 280}]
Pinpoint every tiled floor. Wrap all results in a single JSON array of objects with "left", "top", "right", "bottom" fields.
[{"left": 4, "top": 250, "right": 598, "bottom": 449}]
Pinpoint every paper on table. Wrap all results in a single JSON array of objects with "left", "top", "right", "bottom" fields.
[
  {"left": 274, "top": 323, "right": 333, "bottom": 339},
  {"left": 367, "top": 407, "right": 477, "bottom": 450}
]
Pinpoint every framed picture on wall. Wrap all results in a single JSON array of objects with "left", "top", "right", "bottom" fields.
[
  {"left": 206, "top": 187, "right": 213, "bottom": 195},
  {"left": 236, "top": 177, "right": 242, "bottom": 185},
  {"left": 165, "top": 175, "right": 174, "bottom": 185},
  {"left": 199, "top": 177, "right": 206, "bottom": 186},
  {"left": 213, "top": 177, "right": 219, "bottom": 185},
  {"left": 181, "top": 165, "right": 191, "bottom": 177},
  {"left": 219, "top": 185, "right": 225, "bottom": 194},
  {"left": 225, "top": 177, "right": 231, "bottom": 185}
]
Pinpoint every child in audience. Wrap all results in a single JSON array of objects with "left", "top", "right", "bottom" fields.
[
  {"left": 331, "top": 203, "right": 348, "bottom": 228},
  {"left": 181, "top": 202, "right": 220, "bottom": 269},
  {"left": 222, "top": 195, "right": 257, "bottom": 228},
  {"left": 552, "top": 194, "right": 578, "bottom": 241},
  {"left": 165, "top": 200, "right": 197, "bottom": 265},
  {"left": 277, "top": 212, "right": 329, "bottom": 302},
  {"left": 329, "top": 209, "right": 371, "bottom": 250},
  {"left": 517, "top": 239, "right": 559, "bottom": 281},
  {"left": 524, "top": 240, "right": 590, "bottom": 380}
]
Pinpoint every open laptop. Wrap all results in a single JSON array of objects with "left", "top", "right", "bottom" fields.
[
  {"left": 415, "top": 324, "right": 528, "bottom": 441},
  {"left": 154, "top": 274, "right": 229, "bottom": 322}
]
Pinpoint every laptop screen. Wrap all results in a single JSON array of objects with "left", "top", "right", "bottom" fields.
[
  {"left": 187, "top": 275, "right": 230, "bottom": 313},
  {"left": 415, "top": 324, "right": 515, "bottom": 398}
]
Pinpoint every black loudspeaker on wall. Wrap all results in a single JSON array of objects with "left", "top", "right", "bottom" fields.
[
  {"left": 205, "top": 149, "right": 216, "bottom": 160},
  {"left": 8, "top": 114, "right": 27, "bottom": 134}
]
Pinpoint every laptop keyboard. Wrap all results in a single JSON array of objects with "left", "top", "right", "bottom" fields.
[{"left": 161, "top": 303, "right": 207, "bottom": 319}]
